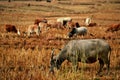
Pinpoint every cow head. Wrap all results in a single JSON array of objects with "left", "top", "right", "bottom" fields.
[
  {"left": 68, "top": 28, "right": 76, "bottom": 37},
  {"left": 75, "top": 22, "right": 80, "bottom": 28},
  {"left": 49, "top": 49, "right": 60, "bottom": 73}
]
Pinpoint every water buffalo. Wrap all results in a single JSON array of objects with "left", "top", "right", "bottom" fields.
[
  {"left": 50, "top": 39, "right": 111, "bottom": 75},
  {"left": 68, "top": 27, "right": 87, "bottom": 38}
]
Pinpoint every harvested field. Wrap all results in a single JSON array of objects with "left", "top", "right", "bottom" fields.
[{"left": 0, "top": 0, "right": 120, "bottom": 80}]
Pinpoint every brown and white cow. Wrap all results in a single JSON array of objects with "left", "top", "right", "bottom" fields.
[
  {"left": 38, "top": 22, "right": 52, "bottom": 32},
  {"left": 27, "top": 24, "right": 41, "bottom": 36}
]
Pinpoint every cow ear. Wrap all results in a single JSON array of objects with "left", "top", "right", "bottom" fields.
[{"left": 51, "top": 48, "right": 54, "bottom": 60}]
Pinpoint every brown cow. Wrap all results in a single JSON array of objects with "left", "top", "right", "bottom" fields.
[
  {"left": 106, "top": 23, "right": 120, "bottom": 32},
  {"left": 5, "top": 24, "right": 17, "bottom": 33},
  {"left": 34, "top": 18, "right": 47, "bottom": 25}
]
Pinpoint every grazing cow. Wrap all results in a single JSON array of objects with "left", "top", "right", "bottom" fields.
[
  {"left": 106, "top": 23, "right": 120, "bottom": 32},
  {"left": 66, "top": 21, "right": 80, "bottom": 29},
  {"left": 5, "top": 24, "right": 17, "bottom": 33},
  {"left": 68, "top": 27, "right": 87, "bottom": 38},
  {"left": 34, "top": 18, "right": 47, "bottom": 25},
  {"left": 57, "top": 17, "right": 72, "bottom": 26},
  {"left": 27, "top": 24, "right": 40, "bottom": 36},
  {"left": 50, "top": 39, "right": 111, "bottom": 75}
]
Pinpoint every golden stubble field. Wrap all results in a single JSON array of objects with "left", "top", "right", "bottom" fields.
[{"left": 0, "top": 0, "right": 120, "bottom": 80}]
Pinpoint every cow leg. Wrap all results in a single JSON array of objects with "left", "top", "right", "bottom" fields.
[
  {"left": 104, "top": 58, "right": 110, "bottom": 75},
  {"left": 35, "top": 29, "right": 40, "bottom": 36},
  {"left": 72, "top": 62, "right": 78, "bottom": 72},
  {"left": 27, "top": 31, "right": 31, "bottom": 37},
  {"left": 97, "top": 58, "right": 104, "bottom": 75},
  {"left": 106, "top": 61, "right": 110, "bottom": 75},
  {"left": 71, "top": 57, "right": 79, "bottom": 72},
  {"left": 36, "top": 32, "right": 39, "bottom": 36}
]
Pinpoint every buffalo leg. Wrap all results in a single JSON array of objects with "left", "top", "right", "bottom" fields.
[
  {"left": 71, "top": 57, "right": 79, "bottom": 71},
  {"left": 104, "top": 58, "right": 110, "bottom": 75},
  {"left": 106, "top": 61, "right": 110, "bottom": 75},
  {"left": 72, "top": 62, "right": 78, "bottom": 72},
  {"left": 97, "top": 59, "right": 104, "bottom": 75}
]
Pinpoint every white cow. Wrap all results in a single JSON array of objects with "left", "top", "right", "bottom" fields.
[{"left": 57, "top": 17, "right": 72, "bottom": 26}]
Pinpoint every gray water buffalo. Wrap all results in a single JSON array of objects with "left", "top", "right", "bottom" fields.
[{"left": 50, "top": 39, "right": 111, "bottom": 75}]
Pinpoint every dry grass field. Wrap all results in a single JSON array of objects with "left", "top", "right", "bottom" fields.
[{"left": 0, "top": 0, "right": 120, "bottom": 80}]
